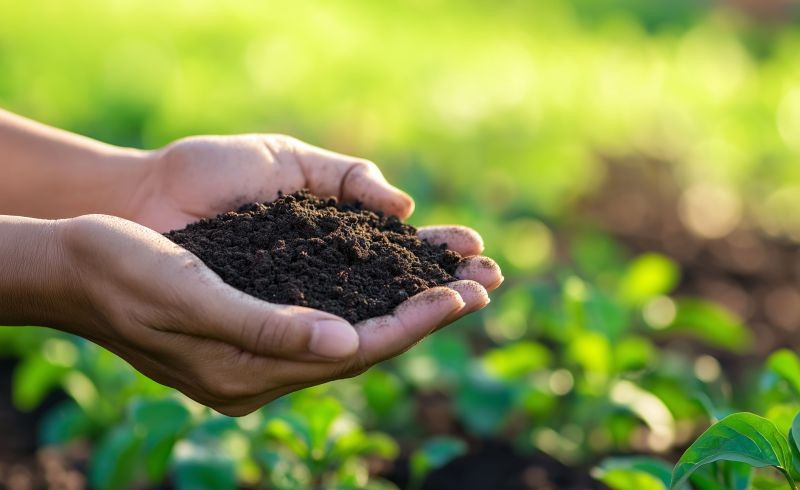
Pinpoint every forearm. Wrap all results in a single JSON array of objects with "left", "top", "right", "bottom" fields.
[
  {"left": 0, "top": 109, "right": 150, "bottom": 219},
  {"left": 0, "top": 216, "right": 81, "bottom": 330}
]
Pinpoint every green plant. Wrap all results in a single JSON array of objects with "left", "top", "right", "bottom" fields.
[{"left": 597, "top": 349, "right": 800, "bottom": 490}]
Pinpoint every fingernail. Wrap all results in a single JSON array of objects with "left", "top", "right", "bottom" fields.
[{"left": 310, "top": 320, "right": 359, "bottom": 358}]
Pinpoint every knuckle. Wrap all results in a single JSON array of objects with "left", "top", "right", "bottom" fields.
[
  {"left": 351, "top": 158, "right": 377, "bottom": 175},
  {"left": 252, "top": 312, "right": 296, "bottom": 354},
  {"left": 264, "top": 134, "right": 300, "bottom": 153}
]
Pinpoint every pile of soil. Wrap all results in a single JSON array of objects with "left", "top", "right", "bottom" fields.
[{"left": 165, "top": 190, "right": 463, "bottom": 324}]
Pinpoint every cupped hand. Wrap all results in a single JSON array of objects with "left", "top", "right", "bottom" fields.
[
  {"left": 132, "top": 134, "right": 416, "bottom": 233},
  {"left": 60, "top": 214, "right": 501, "bottom": 416}
]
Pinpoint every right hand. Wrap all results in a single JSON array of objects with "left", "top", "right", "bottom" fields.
[{"left": 58, "top": 214, "right": 500, "bottom": 416}]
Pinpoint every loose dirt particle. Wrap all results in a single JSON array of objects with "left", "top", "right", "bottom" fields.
[{"left": 165, "top": 190, "right": 464, "bottom": 323}]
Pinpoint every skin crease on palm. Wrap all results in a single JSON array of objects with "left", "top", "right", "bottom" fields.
[{"left": 0, "top": 111, "right": 503, "bottom": 416}]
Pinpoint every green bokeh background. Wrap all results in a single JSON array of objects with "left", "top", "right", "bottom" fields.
[{"left": 3, "top": 1, "right": 800, "bottom": 489}]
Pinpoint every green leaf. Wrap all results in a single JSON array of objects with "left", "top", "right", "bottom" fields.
[
  {"left": 753, "top": 473, "right": 800, "bottom": 489},
  {"left": 566, "top": 331, "right": 611, "bottom": 378},
  {"left": 12, "top": 354, "right": 68, "bottom": 411},
  {"left": 146, "top": 436, "right": 179, "bottom": 484},
  {"left": 787, "top": 411, "right": 800, "bottom": 481},
  {"left": 189, "top": 414, "right": 238, "bottom": 443},
  {"left": 670, "top": 413, "right": 795, "bottom": 489},
  {"left": 130, "top": 397, "right": 192, "bottom": 447},
  {"left": 89, "top": 425, "right": 143, "bottom": 490},
  {"left": 614, "top": 336, "right": 656, "bottom": 373},
  {"left": 130, "top": 398, "right": 192, "bottom": 483},
  {"left": 725, "top": 461, "right": 752, "bottom": 490},
  {"left": 598, "top": 468, "right": 666, "bottom": 490},
  {"left": 361, "top": 369, "right": 404, "bottom": 418},
  {"left": 617, "top": 253, "right": 679, "bottom": 305},
  {"left": 39, "top": 400, "right": 92, "bottom": 446},
  {"left": 333, "top": 430, "right": 399, "bottom": 461},
  {"left": 359, "top": 433, "right": 399, "bottom": 459},
  {"left": 410, "top": 437, "right": 467, "bottom": 484},
  {"left": 663, "top": 299, "right": 752, "bottom": 352},
  {"left": 481, "top": 341, "right": 551, "bottom": 380},
  {"left": 687, "top": 464, "right": 727, "bottom": 490},
  {"left": 173, "top": 441, "right": 236, "bottom": 490},
  {"left": 130, "top": 397, "right": 191, "bottom": 429},
  {"left": 294, "top": 396, "right": 342, "bottom": 458},
  {"left": 571, "top": 230, "right": 627, "bottom": 280},
  {"left": 598, "top": 457, "right": 674, "bottom": 488},
  {"left": 456, "top": 367, "right": 514, "bottom": 435},
  {"left": 767, "top": 350, "right": 800, "bottom": 397}
]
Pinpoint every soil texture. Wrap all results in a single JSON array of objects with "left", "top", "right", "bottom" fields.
[
  {"left": 420, "top": 441, "right": 608, "bottom": 490},
  {"left": 165, "top": 190, "right": 463, "bottom": 324}
]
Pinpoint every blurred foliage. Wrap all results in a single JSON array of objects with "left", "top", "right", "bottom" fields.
[{"left": 2, "top": 0, "right": 800, "bottom": 488}]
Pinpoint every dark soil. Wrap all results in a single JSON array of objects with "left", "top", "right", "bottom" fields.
[
  {"left": 420, "top": 441, "right": 607, "bottom": 490},
  {"left": 164, "top": 190, "right": 463, "bottom": 324}
]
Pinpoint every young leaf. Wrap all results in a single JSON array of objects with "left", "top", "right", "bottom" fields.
[
  {"left": 662, "top": 300, "right": 751, "bottom": 352},
  {"left": 598, "top": 468, "right": 666, "bottom": 490},
  {"left": 173, "top": 441, "right": 236, "bottom": 490},
  {"left": 482, "top": 341, "right": 552, "bottom": 380},
  {"left": 409, "top": 437, "right": 467, "bottom": 485},
  {"left": 12, "top": 354, "right": 69, "bottom": 410},
  {"left": 617, "top": 253, "right": 679, "bottom": 306},
  {"left": 130, "top": 397, "right": 193, "bottom": 483},
  {"left": 361, "top": 369, "right": 404, "bottom": 418},
  {"left": 39, "top": 400, "right": 92, "bottom": 446},
  {"left": 89, "top": 426, "right": 143, "bottom": 490},
  {"left": 787, "top": 411, "right": 800, "bottom": 481},
  {"left": 670, "top": 413, "right": 795, "bottom": 489},
  {"left": 767, "top": 350, "right": 800, "bottom": 398},
  {"left": 598, "top": 456, "right": 675, "bottom": 488}
]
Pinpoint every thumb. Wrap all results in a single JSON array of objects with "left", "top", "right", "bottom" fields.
[{"left": 192, "top": 283, "right": 360, "bottom": 360}]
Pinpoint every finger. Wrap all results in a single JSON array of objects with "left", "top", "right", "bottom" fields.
[
  {"left": 446, "top": 280, "right": 490, "bottom": 320},
  {"left": 355, "top": 287, "right": 464, "bottom": 365},
  {"left": 289, "top": 138, "right": 415, "bottom": 219},
  {"left": 417, "top": 225, "right": 484, "bottom": 256},
  {"left": 435, "top": 280, "right": 490, "bottom": 330},
  {"left": 186, "top": 270, "right": 360, "bottom": 360},
  {"left": 455, "top": 256, "right": 504, "bottom": 291},
  {"left": 225, "top": 285, "right": 476, "bottom": 388}
]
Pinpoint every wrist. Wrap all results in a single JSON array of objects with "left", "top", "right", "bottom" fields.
[
  {"left": 0, "top": 216, "right": 88, "bottom": 333},
  {"left": 91, "top": 144, "right": 157, "bottom": 222},
  {"left": 0, "top": 109, "right": 156, "bottom": 220}
]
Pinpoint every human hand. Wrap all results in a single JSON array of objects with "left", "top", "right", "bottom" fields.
[
  {"left": 132, "top": 134, "right": 416, "bottom": 233},
  {"left": 58, "top": 213, "right": 502, "bottom": 416}
]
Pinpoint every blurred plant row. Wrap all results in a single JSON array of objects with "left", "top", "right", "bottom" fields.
[{"left": 0, "top": 225, "right": 790, "bottom": 489}]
